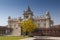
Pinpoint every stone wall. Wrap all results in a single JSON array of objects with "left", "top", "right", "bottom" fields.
[{"left": 32, "top": 27, "right": 60, "bottom": 37}]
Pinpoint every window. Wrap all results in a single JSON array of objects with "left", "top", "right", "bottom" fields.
[
  {"left": 44, "top": 23, "right": 46, "bottom": 26},
  {"left": 26, "top": 16, "right": 28, "bottom": 18},
  {"left": 14, "top": 24, "right": 16, "bottom": 27},
  {"left": 16, "top": 28, "right": 18, "bottom": 29}
]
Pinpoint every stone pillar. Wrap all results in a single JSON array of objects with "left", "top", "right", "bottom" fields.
[{"left": 5, "top": 30, "right": 8, "bottom": 34}]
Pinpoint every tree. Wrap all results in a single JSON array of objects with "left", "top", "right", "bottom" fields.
[{"left": 20, "top": 19, "right": 38, "bottom": 35}]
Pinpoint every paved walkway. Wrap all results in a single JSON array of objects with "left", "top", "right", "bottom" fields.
[
  {"left": 20, "top": 36, "right": 60, "bottom": 40},
  {"left": 34, "top": 36, "right": 60, "bottom": 40},
  {"left": 20, "top": 37, "right": 36, "bottom": 40}
]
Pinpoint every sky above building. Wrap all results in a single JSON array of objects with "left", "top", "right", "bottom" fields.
[{"left": 0, "top": 0, "right": 60, "bottom": 26}]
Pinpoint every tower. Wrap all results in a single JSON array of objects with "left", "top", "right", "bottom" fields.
[
  {"left": 23, "top": 6, "right": 33, "bottom": 19},
  {"left": 45, "top": 11, "right": 51, "bottom": 28},
  {"left": 45, "top": 11, "right": 51, "bottom": 19},
  {"left": 8, "top": 16, "right": 21, "bottom": 36},
  {"left": 8, "top": 16, "right": 11, "bottom": 28}
]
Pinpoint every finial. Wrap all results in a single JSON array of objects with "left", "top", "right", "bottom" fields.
[{"left": 8, "top": 16, "right": 11, "bottom": 19}]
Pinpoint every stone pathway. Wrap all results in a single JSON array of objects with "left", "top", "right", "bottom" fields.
[
  {"left": 20, "top": 36, "right": 60, "bottom": 40},
  {"left": 34, "top": 36, "right": 60, "bottom": 40},
  {"left": 20, "top": 37, "right": 36, "bottom": 40}
]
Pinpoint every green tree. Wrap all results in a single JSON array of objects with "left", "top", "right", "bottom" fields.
[{"left": 20, "top": 19, "right": 38, "bottom": 35}]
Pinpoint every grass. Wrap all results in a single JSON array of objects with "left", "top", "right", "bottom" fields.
[{"left": 0, "top": 36, "right": 29, "bottom": 40}]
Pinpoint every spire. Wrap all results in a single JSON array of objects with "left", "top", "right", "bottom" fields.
[
  {"left": 46, "top": 11, "right": 50, "bottom": 15},
  {"left": 27, "top": 5, "right": 31, "bottom": 11},
  {"left": 23, "top": 5, "right": 33, "bottom": 19},
  {"left": 8, "top": 16, "right": 11, "bottom": 19},
  {"left": 45, "top": 11, "right": 51, "bottom": 19}
]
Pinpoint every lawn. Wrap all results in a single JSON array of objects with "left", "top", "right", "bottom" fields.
[{"left": 0, "top": 36, "right": 29, "bottom": 40}]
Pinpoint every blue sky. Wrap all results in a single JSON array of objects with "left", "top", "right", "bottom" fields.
[{"left": 0, "top": 0, "right": 60, "bottom": 26}]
